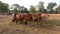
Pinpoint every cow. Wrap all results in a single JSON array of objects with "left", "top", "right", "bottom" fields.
[
  {"left": 30, "top": 13, "right": 41, "bottom": 22},
  {"left": 12, "top": 13, "right": 28, "bottom": 25},
  {"left": 41, "top": 13, "right": 49, "bottom": 20},
  {"left": 38, "top": 13, "right": 42, "bottom": 20},
  {"left": 12, "top": 13, "right": 49, "bottom": 25}
]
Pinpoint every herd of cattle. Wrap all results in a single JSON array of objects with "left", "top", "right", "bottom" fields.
[{"left": 12, "top": 13, "right": 49, "bottom": 25}]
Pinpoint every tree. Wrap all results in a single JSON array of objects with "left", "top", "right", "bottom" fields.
[
  {"left": 20, "top": 6, "right": 25, "bottom": 12},
  {"left": 24, "top": 8, "right": 29, "bottom": 13},
  {"left": 44, "top": 9, "right": 47, "bottom": 13},
  {"left": 47, "top": 2, "right": 57, "bottom": 13},
  {"left": 37, "top": 1, "right": 44, "bottom": 13},
  {"left": 10, "top": 4, "right": 21, "bottom": 13},
  {"left": 20, "top": 6, "right": 29, "bottom": 13},
  {"left": 0, "top": 1, "right": 9, "bottom": 13},
  {"left": 29, "top": 5, "right": 36, "bottom": 13},
  {"left": 55, "top": 5, "right": 60, "bottom": 13}
]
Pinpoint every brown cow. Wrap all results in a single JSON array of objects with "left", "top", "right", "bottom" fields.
[
  {"left": 12, "top": 13, "right": 44, "bottom": 25},
  {"left": 30, "top": 13, "right": 41, "bottom": 21},
  {"left": 12, "top": 13, "right": 28, "bottom": 25},
  {"left": 41, "top": 13, "right": 49, "bottom": 19},
  {"left": 26, "top": 13, "right": 32, "bottom": 21},
  {"left": 38, "top": 13, "right": 42, "bottom": 20}
]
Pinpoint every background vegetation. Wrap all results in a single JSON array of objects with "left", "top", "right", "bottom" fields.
[{"left": 0, "top": 1, "right": 60, "bottom": 14}]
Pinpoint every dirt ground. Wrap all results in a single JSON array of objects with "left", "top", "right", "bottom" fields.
[{"left": 0, "top": 14, "right": 60, "bottom": 34}]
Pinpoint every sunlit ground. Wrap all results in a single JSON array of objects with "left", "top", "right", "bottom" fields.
[{"left": 0, "top": 14, "right": 60, "bottom": 34}]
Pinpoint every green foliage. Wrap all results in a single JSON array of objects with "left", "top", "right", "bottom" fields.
[
  {"left": 21, "top": 6, "right": 25, "bottom": 11},
  {"left": 37, "top": 1, "right": 44, "bottom": 13},
  {"left": 47, "top": 2, "right": 57, "bottom": 10},
  {"left": 10, "top": 4, "right": 21, "bottom": 13},
  {"left": 0, "top": 1, "right": 58, "bottom": 13},
  {"left": 29, "top": 5, "right": 36, "bottom": 13},
  {"left": 0, "top": 1, "right": 9, "bottom": 12},
  {"left": 24, "top": 8, "right": 29, "bottom": 13},
  {"left": 21, "top": 6, "right": 29, "bottom": 13},
  {"left": 56, "top": 5, "right": 60, "bottom": 13}
]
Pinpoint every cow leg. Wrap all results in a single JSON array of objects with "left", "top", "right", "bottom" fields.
[
  {"left": 23, "top": 19, "right": 27, "bottom": 26},
  {"left": 29, "top": 17, "right": 31, "bottom": 21},
  {"left": 16, "top": 20, "right": 17, "bottom": 23},
  {"left": 19, "top": 20, "right": 21, "bottom": 24},
  {"left": 29, "top": 17, "right": 32, "bottom": 21},
  {"left": 39, "top": 17, "right": 42, "bottom": 20},
  {"left": 32, "top": 17, "right": 35, "bottom": 22},
  {"left": 35, "top": 18, "right": 39, "bottom": 22},
  {"left": 15, "top": 20, "right": 18, "bottom": 23},
  {"left": 24, "top": 21, "right": 27, "bottom": 26},
  {"left": 33, "top": 19, "right": 35, "bottom": 22}
]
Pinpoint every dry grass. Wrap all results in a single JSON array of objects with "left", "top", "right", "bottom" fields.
[{"left": 0, "top": 14, "right": 60, "bottom": 34}]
